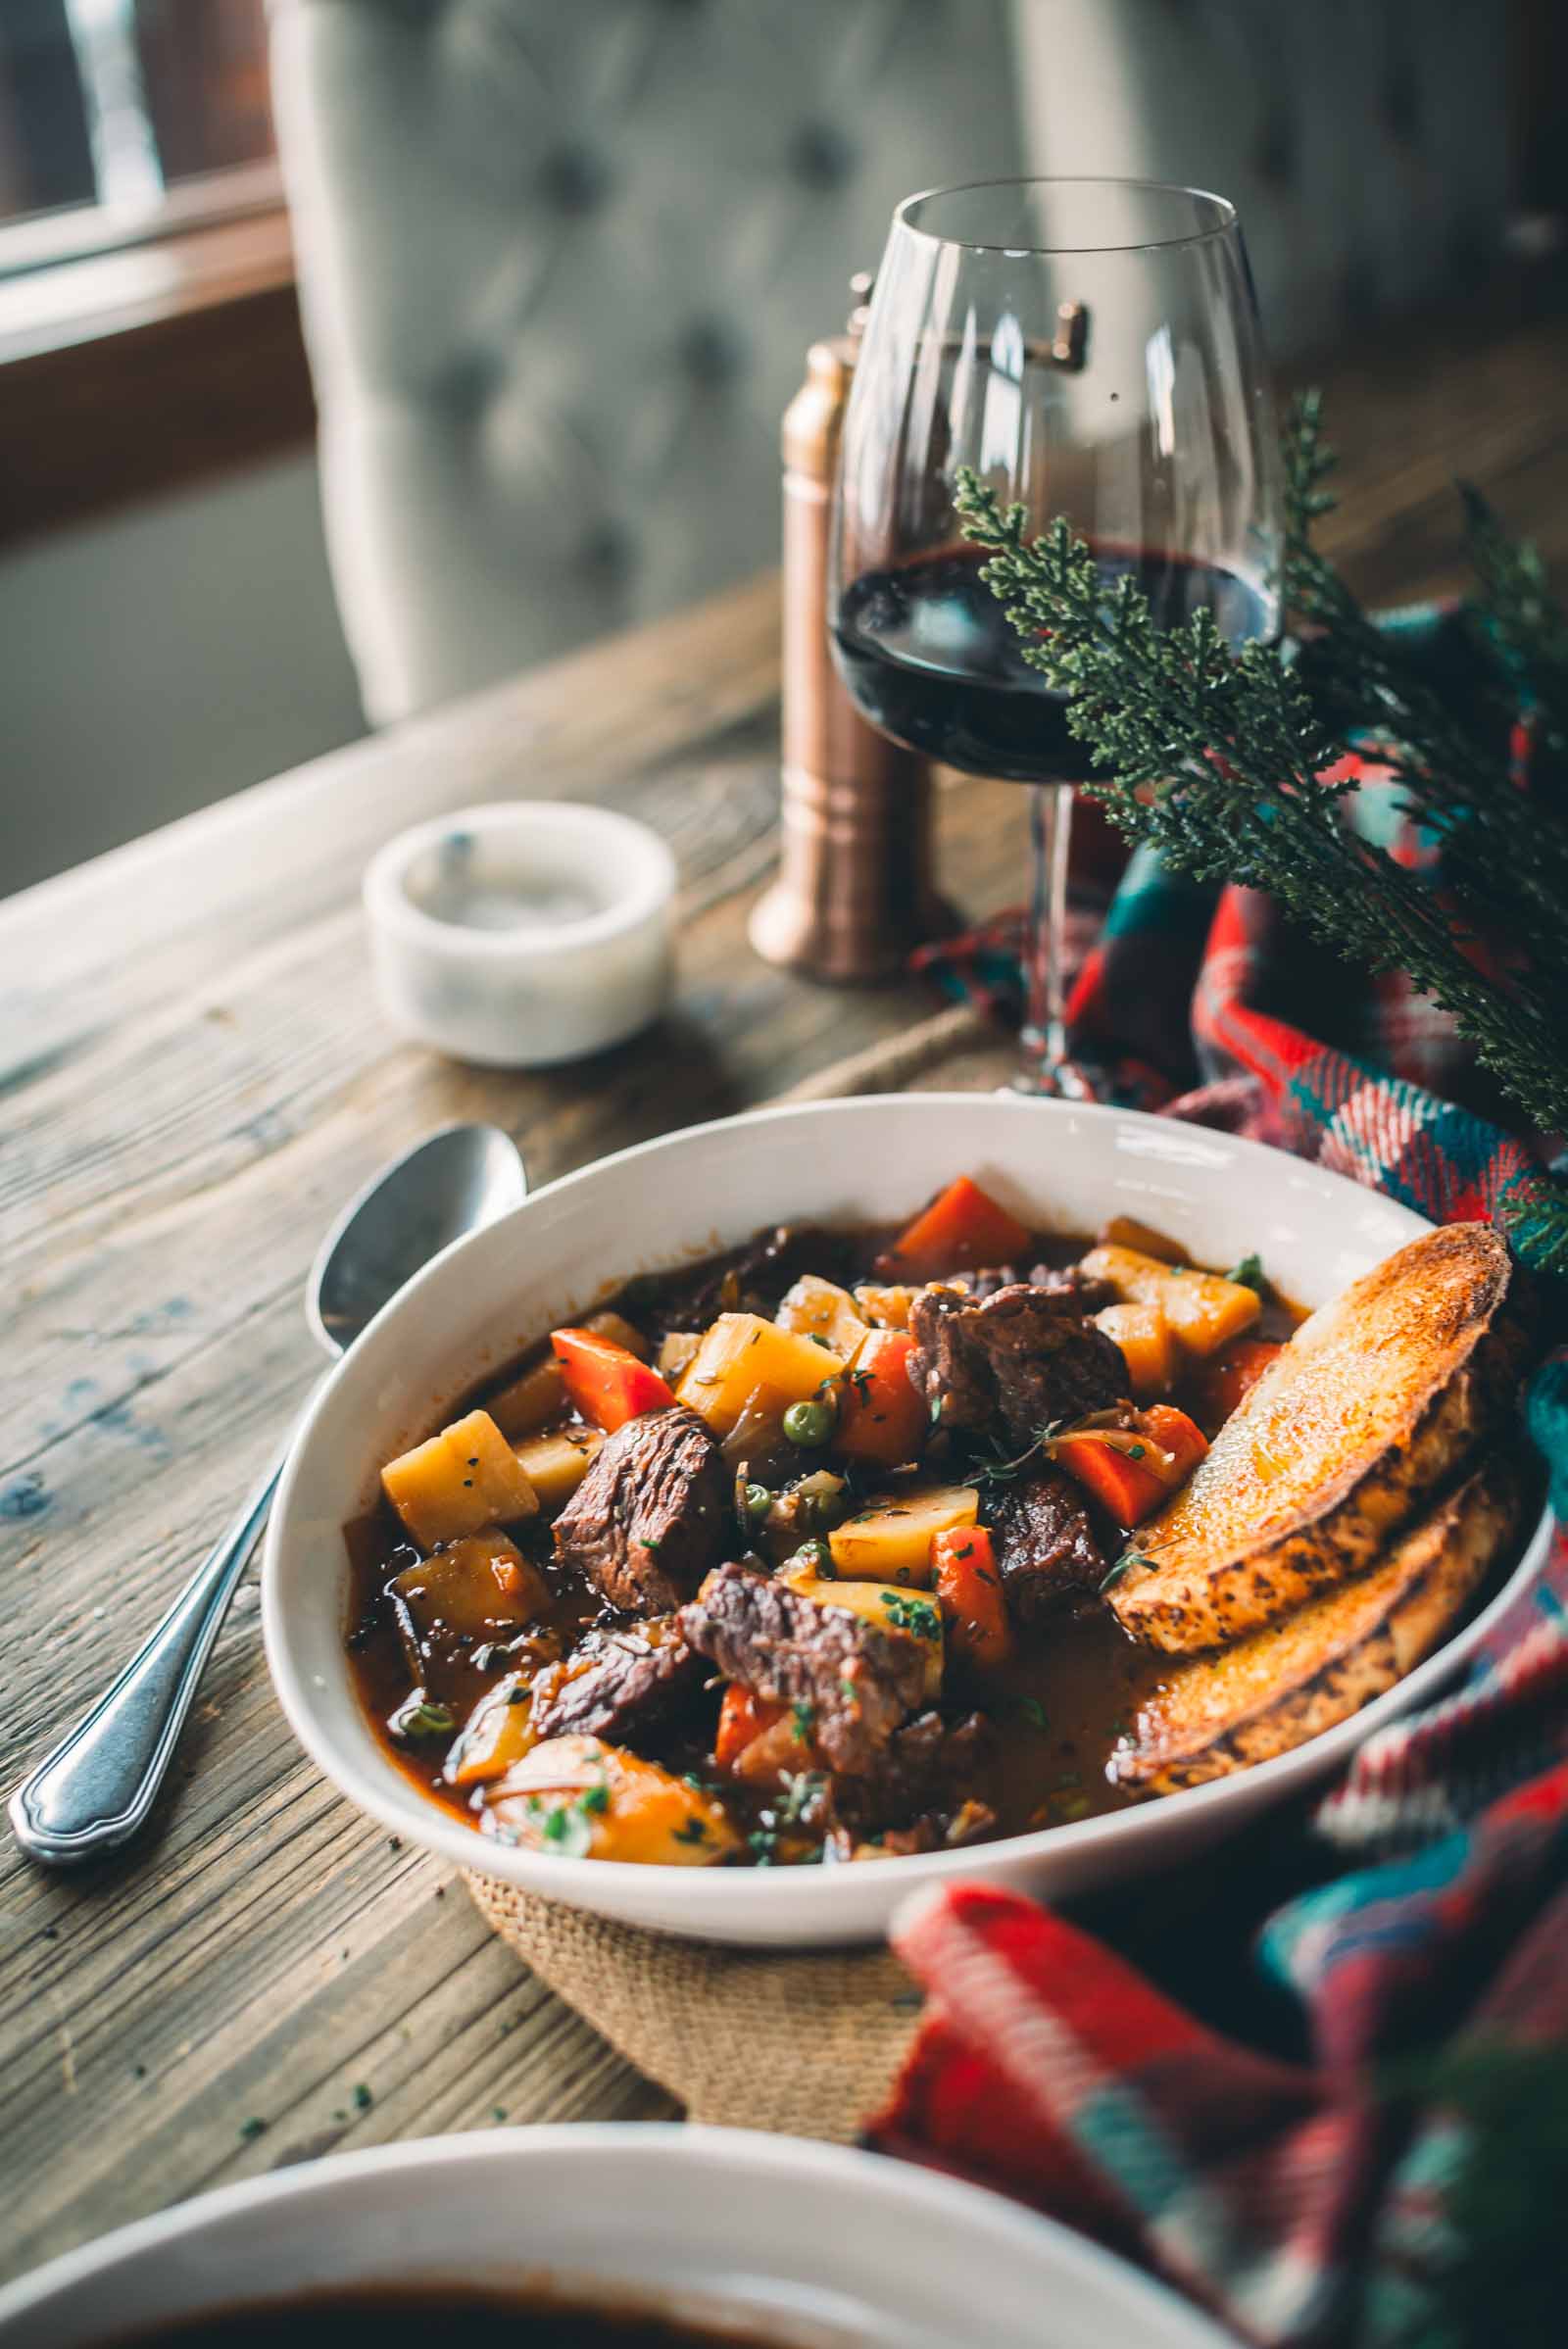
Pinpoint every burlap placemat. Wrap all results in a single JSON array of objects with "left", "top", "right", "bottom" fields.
[
  {"left": 466, "top": 1875, "right": 921, "bottom": 2139},
  {"left": 466, "top": 998, "right": 1006, "bottom": 2138}
]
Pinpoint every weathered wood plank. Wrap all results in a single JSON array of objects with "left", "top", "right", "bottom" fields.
[{"left": 3, "top": 298, "right": 1566, "bottom": 2289}]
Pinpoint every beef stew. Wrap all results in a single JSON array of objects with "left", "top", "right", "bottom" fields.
[{"left": 346, "top": 1177, "right": 1318, "bottom": 1865}]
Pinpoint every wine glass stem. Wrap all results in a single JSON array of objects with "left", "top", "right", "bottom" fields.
[{"left": 1017, "top": 782, "right": 1081, "bottom": 1094}]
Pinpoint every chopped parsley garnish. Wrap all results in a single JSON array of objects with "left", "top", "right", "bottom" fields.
[
  {"left": 1227, "top": 1252, "right": 1265, "bottom": 1293},
  {"left": 881, "top": 1592, "right": 940, "bottom": 1638},
  {"left": 353, "top": 2083, "right": 373, "bottom": 2112},
  {"left": 1015, "top": 1695, "right": 1050, "bottom": 1732},
  {"left": 791, "top": 1699, "right": 816, "bottom": 1743},
  {"left": 539, "top": 1783, "right": 612, "bottom": 1856},
  {"left": 810, "top": 1333, "right": 834, "bottom": 1348},
  {"left": 671, "top": 1814, "right": 710, "bottom": 1846},
  {"left": 239, "top": 2116, "right": 268, "bottom": 2141},
  {"left": 780, "top": 1771, "right": 826, "bottom": 1825}
]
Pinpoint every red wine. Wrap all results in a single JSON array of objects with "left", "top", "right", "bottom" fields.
[{"left": 832, "top": 543, "right": 1273, "bottom": 782}]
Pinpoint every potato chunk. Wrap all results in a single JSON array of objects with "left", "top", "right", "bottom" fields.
[
  {"left": 513, "top": 1425, "right": 604, "bottom": 1515},
  {"left": 852, "top": 1282, "right": 921, "bottom": 1331},
  {"left": 381, "top": 1409, "right": 539, "bottom": 1548},
  {"left": 1080, "top": 1245, "right": 1261, "bottom": 1359},
  {"left": 658, "top": 1331, "right": 702, "bottom": 1383},
  {"left": 826, "top": 1484, "right": 980, "bottom": 1587},
  {"left": 676, "top": 1312, "right": 847, "bottom": 1441},
  {"left": 487, "top": 1357, "right": 566, "bottom": 1440},
  {"left": 390, "top": 1533, "right": 547, "bottom": 1647},
  {"left": 1095, "top": 1300, "right": 1176, "bottom": 1399},
  {"left": 779, "top": 1568, "right": 945, "bottom": 1703},
  {"left": 776, "top": 1275, "right": 871, "bottom": 1357},
  {"left": 481, "top": 1733, "right": 741, "bottom": 1865},
  {"left": 445, "top": 1674, "right": 538, "bottom": 1786}
]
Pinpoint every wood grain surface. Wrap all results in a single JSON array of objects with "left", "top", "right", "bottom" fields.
[{"left": 4, "top": 299, "right": 1567, "bottom": 2286}]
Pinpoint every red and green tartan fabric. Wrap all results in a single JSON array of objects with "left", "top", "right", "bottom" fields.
[{"left": 886, "top": 613, "right": 1568, "bottom": 2346}]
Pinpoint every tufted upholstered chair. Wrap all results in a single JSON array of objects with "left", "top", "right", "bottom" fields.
[
  {"left": 271, "top": 0, "right": 1508, "bottom": 727},
  {"left": 268, "top": 0, "right": 1027, "bottom": 725}
]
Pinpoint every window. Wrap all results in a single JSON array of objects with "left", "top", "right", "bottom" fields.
[{"left": 0, "top": 0, "right": 275, "bottom": 275}]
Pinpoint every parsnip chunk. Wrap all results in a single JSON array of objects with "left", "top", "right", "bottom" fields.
[
  {"left": 676, "top": 1312, "right": 846, "bottom": 1440},
  {"left": 481, "top": 1733, "right": 741, "bottom": 1864},
  {"left": 827, "top": 1484, "right": 979, "bottom": 1586},
  {"left": 381, "top": 1409, "right": 539, "bottom": 1548}
]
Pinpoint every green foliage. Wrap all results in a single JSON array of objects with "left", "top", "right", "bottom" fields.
[{"left": 953, "top": 410, "right": 1568, "bottom": 1138}]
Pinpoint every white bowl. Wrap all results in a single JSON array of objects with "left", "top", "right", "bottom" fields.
[
  {"left": 364, "top": 801, "right": 675, "bottom": 1067},
  {"left": 0, "top": 2124, "right": 1235, "bottom": 2349},
  {"left": 264, "top": 1095, "right": 1549, "bottom": 1947}
]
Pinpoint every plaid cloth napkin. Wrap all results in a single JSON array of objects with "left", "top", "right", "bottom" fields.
[{"left": 885, "top": 618, "right": 1568, "bottom": 2346}]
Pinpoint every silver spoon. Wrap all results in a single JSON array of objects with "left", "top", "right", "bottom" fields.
[{"left": 9, "top": 1123, "right": 526, "bottom": 1867}]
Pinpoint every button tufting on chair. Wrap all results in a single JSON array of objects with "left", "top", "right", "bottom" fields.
[
  {"left": 788, "top": 122, "right": 858, "bottom": 192},
  {"left": 579, "top": 519, "right": 637, "bottom": 580},
  {"left": 271, "top": 0, "right": 1507, "bottom": 729},
  {"left": 538, "top": 144, "right": 612, "bottom": 215},
  {"left": 678, "top": 316, "right": 745, "bottom": 384}
]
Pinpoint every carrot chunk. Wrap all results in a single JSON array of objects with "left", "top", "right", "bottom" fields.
[
  {"left": 931, "top": 1525, "right": 1012, "bottom": 1668},
  {"left": 834, "top": 1330, "right": 928, "bottom": 1469},
  {"left": 714, "top": 1684, "right": 786, "bottom": 1770},
  {"left": 550, "top": 1328, "right": 674, "bottom": 1432},
  {"left": 877, "top": 1176, "right": 1033, "bottom": 1279}
]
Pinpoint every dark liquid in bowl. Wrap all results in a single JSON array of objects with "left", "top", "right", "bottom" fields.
[{"left": 104, "top": 2281, "right": 795, "bottom": 2347}]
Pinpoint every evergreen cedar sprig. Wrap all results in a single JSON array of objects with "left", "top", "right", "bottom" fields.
[{"left": 952, "top": 411, "right": 1568, "bottom": 1141}]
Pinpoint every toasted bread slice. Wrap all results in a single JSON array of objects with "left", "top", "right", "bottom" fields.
[
  {"left": 1110, "top": 1225, "right": 1527, "bottom": 1654},
  {"left": 1110, "top": 1450, "right": 1524, "bottom": 1795}
]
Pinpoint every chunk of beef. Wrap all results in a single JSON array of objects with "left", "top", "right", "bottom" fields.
[
  {"left": 957, "top": 1263, "right": 1117, "bottom": 1311},
  {"left": 985, "top": 1465, "right": 1106, "bottom": 1623},
  {"left": 1028, "top": 1263, "right": 1118, "bottom": 1313},
  {"left": 554, "top": 1406, "right": 728, "bottom": 1615},
  {"left": 679, "top": 1562, "right": 927, "bottom": 1775},
  {"left": 908, "top": 1282, "right": 1127, "bottom": 1445},
  {"left": 528, "top": 1615, "right": 703, "bottom": 1745},
  {"left": 833, "top": 1708, "right": 996, "bottom": 1834}
]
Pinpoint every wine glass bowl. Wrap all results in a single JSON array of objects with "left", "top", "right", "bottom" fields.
[{"left": 828, "top": 176, "right": 1284, "bottom": 1090}]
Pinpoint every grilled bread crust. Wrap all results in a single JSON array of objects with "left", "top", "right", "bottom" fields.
[
  {"left": 1111, "top": 1226, "right": 1526, "bottom": 1656},
  {"left": 1110, "top": 1449, "right": 1524, "bottom": 1796}
]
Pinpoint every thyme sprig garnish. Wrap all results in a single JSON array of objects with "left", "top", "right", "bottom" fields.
[{"left": 953, "top": 409, "right": 1568, "bottom": 1151}]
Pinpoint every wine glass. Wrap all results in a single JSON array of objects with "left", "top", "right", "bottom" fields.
[{"left": 829, "top": 178, "right": 1283, "bottom": 1095}]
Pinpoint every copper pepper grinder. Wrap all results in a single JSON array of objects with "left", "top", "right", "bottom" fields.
[{"left": 749, "top": 275, "right": 951, "bottom": 982}]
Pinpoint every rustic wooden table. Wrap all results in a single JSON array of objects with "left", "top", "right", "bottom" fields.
[{"left": 6, "top": 296, "right": 1568, "bottom": 2285}]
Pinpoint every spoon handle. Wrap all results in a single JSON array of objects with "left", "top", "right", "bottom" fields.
[{"left": 9, "top": 1410, "right": 309, "bottom": 1866}]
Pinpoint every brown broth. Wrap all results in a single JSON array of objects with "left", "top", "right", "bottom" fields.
[
  {"left": 102, "top": 2281, "right": 803, "bottom": 2347},
  {"left": 346, "top": 1219, "right": 1301, "bottom": 1859}
]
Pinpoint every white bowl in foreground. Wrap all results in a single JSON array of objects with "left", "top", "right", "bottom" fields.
[
  {"left": 0, "top": 2125, "right": 1235, "bottom": 2349},
  {"left": 264, "top": 1095, "right": 1550, "bottom": 1947}
]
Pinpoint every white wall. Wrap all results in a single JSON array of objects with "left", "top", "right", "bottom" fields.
[{"left": 0, "top": 449, "right": 366, "bottom": 897}]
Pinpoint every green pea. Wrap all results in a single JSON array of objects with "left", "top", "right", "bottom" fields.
[
  {"left": 744, "top": 1483, "right": 773, "bottom": 1522},
  {"left": 782, "top": 1396, "right": 836, "bottom": 1447},
  {"left": 790, "top": 1538, "right": 833, "bottom": 1574}
]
